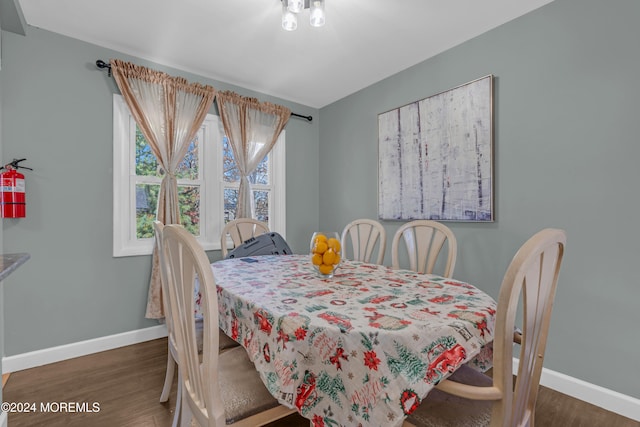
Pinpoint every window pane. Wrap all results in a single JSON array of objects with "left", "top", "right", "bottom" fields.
[
  {"left": 223, "top": 137, "right": 240, "bottom": 183},
  {"left": 136, "top": 127, "right": 199, "bottom": 180},
  {"left": 251, "top": 155, "right": 269, "bottom": 185},
  {"left": 136, "top": 128, "right": 159, "bottom": 177},
  {"left": 136, "top": 183, "right": 159, "bottom": 239},
  {"left": 176, "top": 138, "right": 199, "bottom": 180},
  {"left": 224, "top": 188, "right": 238, "bottom": 223},
  {"left": 223, "top": 189, "right": 269, "bottom": 223},
  {"left": 254, "top": 190, "right": 269, "bottom": 222},
  {"left": 223, "top": 137, "right": 269, "bottom": 184},
  {"left": 179, "top": 185, "right": 200, "bottom": 235},
  {"left": 135, "top": 184, "right": 200, "bottom": 238}
]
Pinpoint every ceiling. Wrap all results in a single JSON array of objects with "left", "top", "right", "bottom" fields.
[{"left": 17, "top": 0, "right": 554, "bottom": 108}]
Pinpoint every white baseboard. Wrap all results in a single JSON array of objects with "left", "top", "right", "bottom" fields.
[
  {"left": 1, "top": 330, "right": 637, "bottom": 422},
  {"left": 2, "top": 325, "right": 167, "bottom": 374},
  {"left": 513, "top": 358, "right": 640, "bottom": 422}
]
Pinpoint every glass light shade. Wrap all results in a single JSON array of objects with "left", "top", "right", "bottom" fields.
[
  {"left": 310, "top": 0, "right": 325, "bottom": 27},
  {"left": 282, "top": 4, "right": 298, "bottom": 31},
  {"left": 288, "top": 0, "right": 304, "bottom": 13}
]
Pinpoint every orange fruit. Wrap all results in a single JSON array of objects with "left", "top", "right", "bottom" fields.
[
  {"left": 312, "top": 253, "right": 323, "bottom": 265},
  {"left": 332, "top": 252, "right": 341, "bottom": 265},
  {"left": 319, "top": 263, "right": 334, "bottom": 275},
  {"left": 314, "top": 241, "right": 328, "bottom": 254},
  {"left": 323, "top": 250, "right": 336, "bottom": 265},
  {"left": 327, "top": 238, "right": 341, "bottom": 253},
  {"left": 314, "top": 234, "right": 327, "bottom": 243}
]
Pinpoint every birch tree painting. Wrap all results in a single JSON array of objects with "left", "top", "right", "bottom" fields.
[{"left": 378, "top": 75, "right": 493, "bottom": 221}]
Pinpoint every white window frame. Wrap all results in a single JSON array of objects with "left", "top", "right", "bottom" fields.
[{"left": 113, "top": 94, "right": 286, "bottom": 257}]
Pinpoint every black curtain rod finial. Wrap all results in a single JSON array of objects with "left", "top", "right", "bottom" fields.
[
  {"left": 292, "top": 112, "right": 313, "bottom": 122},
  {"left": 96, "top": 59, "right": 112, "bottom": 77}
]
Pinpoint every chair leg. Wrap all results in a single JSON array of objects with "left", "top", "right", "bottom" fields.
[
  {"left": 160, "top": 344, "right": 177, "bottom": 402},
  {"left": 180, "top": 384, "right": 192, "bottom": 427},
  {"left": 172, "top": 370, "right": 182, "bottom": 427}
]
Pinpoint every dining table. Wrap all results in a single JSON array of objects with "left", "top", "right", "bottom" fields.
[{"left": 208, "top": 254, "right": 497, "bottom": 427}]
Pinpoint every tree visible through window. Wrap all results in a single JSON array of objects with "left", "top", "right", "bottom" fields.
[
  {"left": 222, "top": 136, "right": 271, "bottom": 223},
  {"left": 135, "top": 128, "right": 202, "bottom": 238}
]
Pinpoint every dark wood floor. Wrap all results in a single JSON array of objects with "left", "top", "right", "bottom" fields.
[{"left": 3, "top": 338, "right": 638, "bottom": 427}]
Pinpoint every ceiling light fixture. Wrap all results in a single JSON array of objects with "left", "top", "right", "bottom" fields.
[{"left": 281, "top": 0, "right": 325, "bottom": 31}]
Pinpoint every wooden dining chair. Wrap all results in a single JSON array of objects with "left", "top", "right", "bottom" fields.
[
  {"left": 153, "top": 221, "right": 182, "bottom": 427},
  {"left": 404, "top": 228, "right": 567, "bottom": 427},
  {"left": 220, "top": 218, "right": 270, "bottom": 258},
  {"left": 341, "top": 218, "right": 387, "bottom": 264},
  {"left": 162, "top": 224, "right": 296, "bottom": 427},
  {"left": 154, "top": 221, "right": 237, "bottom": 426},
  {"left": 391, "top": 220, "right": 457, "bottom": 277}
]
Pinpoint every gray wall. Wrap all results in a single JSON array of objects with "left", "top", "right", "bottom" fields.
[
  {"left": 0, "top": 27, "right": 319, "bottom": 355},
  {"left": 318, "top": 0, "right": 640, "bottom": 398}
]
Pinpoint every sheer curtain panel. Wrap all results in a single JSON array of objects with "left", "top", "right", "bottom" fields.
[
  {"left": 110, "top": 59, "right": 216, "bottom": 319},
  {"left": 216, "top": 91, "right": 291, "bottom": 219}
]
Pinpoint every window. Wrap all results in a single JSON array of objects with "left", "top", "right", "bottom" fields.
[{"left": 113, "top": 94, "right": 286, "bottom": 257}]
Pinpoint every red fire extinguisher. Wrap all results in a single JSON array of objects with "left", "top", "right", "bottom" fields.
[{"left": 1, "top": 158, "right": 32, "bottom": 218}]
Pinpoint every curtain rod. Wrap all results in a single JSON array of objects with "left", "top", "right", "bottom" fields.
[{"left": 96, "top": 60, "right": 313, "bottom": 122}]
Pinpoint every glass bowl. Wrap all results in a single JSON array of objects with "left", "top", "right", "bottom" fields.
[{"left": 310, "top": 231, "right": 342, "bottom": 278}]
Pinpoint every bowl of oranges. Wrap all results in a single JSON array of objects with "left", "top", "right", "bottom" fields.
[{"left": 310, "top": 232, "right": 342, "bottom": 278}]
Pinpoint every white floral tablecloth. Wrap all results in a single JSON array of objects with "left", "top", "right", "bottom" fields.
[{"left": 210, "top": 254, "right": 496, "bottom": 427}]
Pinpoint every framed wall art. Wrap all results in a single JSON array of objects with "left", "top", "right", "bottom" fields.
[{"left": 378, "top": 75, "right": 494, "bottom": 222}]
